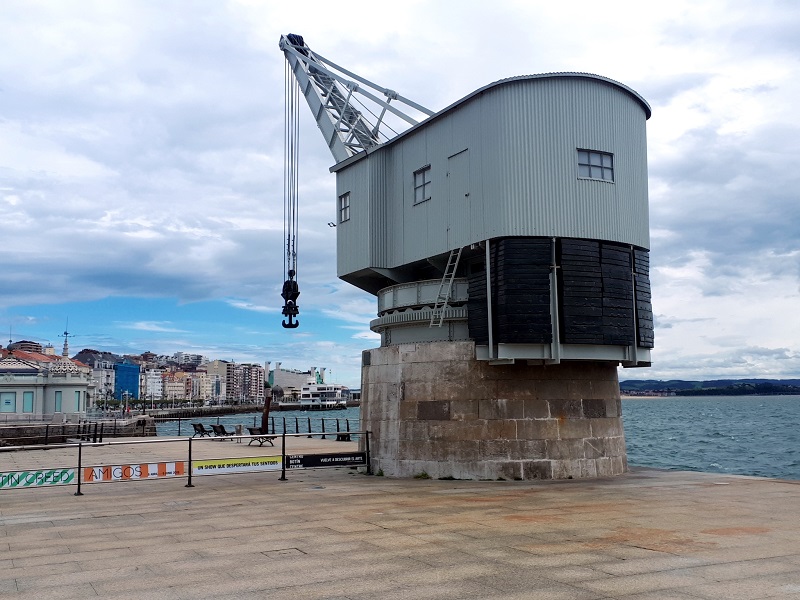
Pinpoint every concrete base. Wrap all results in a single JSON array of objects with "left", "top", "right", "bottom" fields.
[{"left": 360, "top": 341, "right": 627, "bottom": 480}]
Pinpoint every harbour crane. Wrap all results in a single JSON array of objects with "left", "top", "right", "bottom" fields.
[
  {"left": 278, "top": 33, "right": 655, "bottom": 481},
  {"left": 277, "top": 33, "right": 433, "bottom": 327}
]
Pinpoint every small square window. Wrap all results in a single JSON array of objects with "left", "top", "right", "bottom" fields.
[
  {"left": 577, "top": 149, "right": 614, "bottom": 182},
  {"left": 413, "top": 165, "right": 431, "bottom": 204},
  {"left": 338, "top": 192, "right": 350, "bottom": 223}
]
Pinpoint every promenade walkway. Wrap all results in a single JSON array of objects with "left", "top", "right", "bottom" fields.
[{"left": 2, "top": 439, "right": 799, "bottom": 599}]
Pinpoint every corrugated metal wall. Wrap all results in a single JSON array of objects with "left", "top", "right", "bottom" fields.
[
  {"left": 336, "top": 75, "right": 650, "bottom": 280},
  {"left": 336, "top": 161, "right": 370, "bottom": 276}
]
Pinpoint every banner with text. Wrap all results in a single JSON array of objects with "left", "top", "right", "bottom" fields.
[
  {"left": 1, "top": 469, "right": 76, "bottom": 489},
  {"left": 192, "top": 456, "right": 282, "bottom": 475},
  {"left": 287, "top": 452, "right": 367, "bottom": 469},
  {"left": 83, "top": 461, "right": 186, "bottom": 483}
]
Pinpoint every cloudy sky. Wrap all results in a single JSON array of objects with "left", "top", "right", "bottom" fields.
[{"left": 1, "top": 0, "right": 799, "bottom": 386}]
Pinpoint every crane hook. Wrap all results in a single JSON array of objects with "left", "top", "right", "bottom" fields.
[
  {"left": 281, "top": 270, "right": 300, "bottom": 329},
  {"left": 282, "top": 303, "right": 299, "bottom": 328}
]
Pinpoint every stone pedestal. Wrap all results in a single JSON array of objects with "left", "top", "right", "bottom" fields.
[{"left": 360, "top": 341, "right": 627, "bottom": 480}]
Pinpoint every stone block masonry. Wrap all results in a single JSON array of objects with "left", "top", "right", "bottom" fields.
[{"left": 360, "top": 341, "right": 626, "bottom": 480}]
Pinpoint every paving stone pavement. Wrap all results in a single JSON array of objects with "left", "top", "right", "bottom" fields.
[{"left": 2, "top": 439, "right": 800, "bottom": 599}]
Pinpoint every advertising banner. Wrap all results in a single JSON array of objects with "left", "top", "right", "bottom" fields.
[
  {"left": 0, "top": 469, "right": 76, "bottom": 489},
  {"left": 287, "top": 452, "right": 367, "bottom": 469},
  {"left": 192, "top": 456, "right": 282, "bottom": 475},
  {"left": 83, "top": 461, "right": 185, "bottom": 483}
]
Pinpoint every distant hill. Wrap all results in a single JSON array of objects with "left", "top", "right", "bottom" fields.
[{"left": 620, "top": 379, "right": 800, "bottom": 396}]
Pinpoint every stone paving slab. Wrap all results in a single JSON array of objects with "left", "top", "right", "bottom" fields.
[{"left": 1, "top": 442, "right": 800, "bottom": 599}]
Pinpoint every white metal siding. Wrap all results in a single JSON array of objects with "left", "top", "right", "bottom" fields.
[
  {"left": 336, "top": 75, "right": 650, "bottom": 276},
  {"left": 336, "top": 162, "right": 370, "bottom": 276}
]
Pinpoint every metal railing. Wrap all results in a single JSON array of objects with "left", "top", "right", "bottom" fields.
[
  {"left": 0, "top": 417, "right": 155, "bottom": 446},
  {"left": 157, "top": 415, "right": 359, "bottom": 440},
  {"left": 0, "top": 431, "right": 371, "bottom": 494},
  {"left": 0, "top": 420, "right": 105, "bottom": 446}
]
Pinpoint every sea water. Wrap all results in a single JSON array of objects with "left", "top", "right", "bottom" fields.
[
  {"left": 155, "top": 397, "right": 800, "bottom": 480},
  {"left": 623, "top": 395, "right": 800, "bottom": 480},
  {"left": 155, "top": 406, "right": 361, "bottom": 439}
]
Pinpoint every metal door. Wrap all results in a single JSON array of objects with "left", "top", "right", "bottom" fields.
[{"left": 447, "top": 149, "right": 470, "bottom": 248}]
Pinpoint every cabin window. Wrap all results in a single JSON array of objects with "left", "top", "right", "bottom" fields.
[
  {"left": 413, "top": 165, "right": 432, "bottom": 204},
  {"left": 338, "top": 192, "right": 350, "bottom": 223},
  {"left": 577, "top": 150, "right": 614, "bottom": 182}
]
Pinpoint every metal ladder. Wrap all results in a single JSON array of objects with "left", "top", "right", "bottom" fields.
[{"left": 430, "top": 247, "right": 463, "bottom": 327}]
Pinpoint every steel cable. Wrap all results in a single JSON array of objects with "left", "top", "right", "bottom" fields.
[{"left": 284, "top": 61, "right": 300, "bottom": 280}]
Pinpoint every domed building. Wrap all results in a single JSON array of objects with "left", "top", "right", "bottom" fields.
[{"left": 0, "top": 341, "right": 92, "bottom": 420}]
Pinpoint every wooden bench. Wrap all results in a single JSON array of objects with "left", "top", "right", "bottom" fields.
[{"left": 246, "top": 427, "right": 276, "bottom": 447}]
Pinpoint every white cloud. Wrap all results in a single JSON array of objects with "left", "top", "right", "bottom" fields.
[
  {"left": 120, "top": 321, "right": 187, "bottom": 333},
  {"left": 1, "top": 0, "right": 799, "bottom": 382}
]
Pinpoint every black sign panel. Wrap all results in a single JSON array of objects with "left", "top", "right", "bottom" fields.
[{"left": 286, "top": 452, "right": 367, "bottom": 469}]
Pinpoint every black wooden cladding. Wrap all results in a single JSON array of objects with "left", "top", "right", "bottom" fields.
[
  {"left": 633, "top": 249, "right": 654, "bottom": 348},
  {"left": 467, "top": 270, "right": 490, "bottom": 343},
  {"left": 493, "top": 238, "right": 553, "bottom": 344},
  {"left": 467, "top": 239, "right": 552, "bottom": 345},
  {"left": 466, "top": 237, "right": 655, "bottom": 350}
]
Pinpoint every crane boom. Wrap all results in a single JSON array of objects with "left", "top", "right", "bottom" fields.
[{"left": 279, "top": 33, "right": 433, "bottom": 162}]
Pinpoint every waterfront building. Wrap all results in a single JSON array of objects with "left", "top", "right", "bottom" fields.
[
  {"left": 142, "top": 368, "right": 165, "bottom": 407},
  {"left": 191, "top": 370, "right": 220, "bottom": 404},
  {"left": 113, "top": 360, "right": 140, "bottom": 402},
  {"left": 162, "top": 372, "right": 188, "bottom": 405},
  {"left": 92, "top": 361, "right": 116, "bottom": 409},
  {"left": 267, "top": 362, "right": 321, "bottom": 389},
  {"left": 72, "top": 349, "right": 120, "bottom": 409},
  {"left": 240, "top": 363, "right": 266, "bottom": 404},
  {"left": 204, "top": 360, "right": 235, "bottom": 404},
  {"left": 173, "top": 352, "right": 207, "bottom": 368},
  {"left": 7, "top": 340, "right": 44, "bottom": 353},
  {"left": 0, "top": 348, "right": 92, "bottom": 420}
]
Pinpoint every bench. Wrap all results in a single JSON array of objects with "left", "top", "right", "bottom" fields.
[
  {"left": 211, "top": 424, "right": 235, "bottom": 439},
  {"left": 192, "top": 423, "right": 212, "bottom": 437},
  {"left": 246, "top": 427, "right": 276, "bottom": 447}
]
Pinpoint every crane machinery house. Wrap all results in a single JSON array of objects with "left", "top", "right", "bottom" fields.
[{"left": 280, "top": 34, "right": 653, "bottom": 480}]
